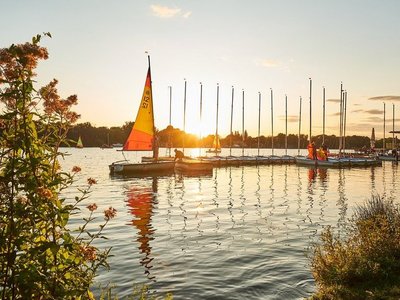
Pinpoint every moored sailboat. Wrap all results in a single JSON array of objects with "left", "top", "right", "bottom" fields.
[
  {"left": 76, "top": 136, "right": 83, "bottom": 148},
  {"left": 109, "top": 56, "right": 175, "bottom": 175},
  {"left": 206, "top": 134, "right": 221, "bottom": 154},
  {"left": 295, "top": 80, "right": 381, "bottom": 168}
]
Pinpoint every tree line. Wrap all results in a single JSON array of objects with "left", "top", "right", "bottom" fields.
[{"left": 65, "top": 122, "right": 395, "bottom": 150}]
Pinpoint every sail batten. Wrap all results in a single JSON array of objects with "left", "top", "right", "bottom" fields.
[{"left": 123, "top": 67, "right": 154, "bottom": 151}]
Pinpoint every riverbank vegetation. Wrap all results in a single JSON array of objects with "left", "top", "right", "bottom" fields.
[
  {"left": 0, "top": 34, "right": 118, "bottom": 299},
  {"left": 310, "top": 195, "right": 400, "bottom": 299},
  {"left": 66, "top": 122, "right": 383, "bottom": 150}
]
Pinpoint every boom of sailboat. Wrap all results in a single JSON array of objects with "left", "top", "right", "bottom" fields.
[{"left": 109, "top": 58, "right": 390, "bottom": 176}]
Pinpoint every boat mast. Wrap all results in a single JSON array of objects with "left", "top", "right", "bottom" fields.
[
  {"left": 199, "top": 82, "right": 203, "bottom": 154},
  {"left": 393, "top": 103, "right": 395, "bottom": 149},
  {"left": 168, "top": 85, "right": 172, "bottom": 156},
  {"left": 147, "top": 54, "right": 156, "bottom": 158},
  {"left": 270, "top": 88, "right": 274, "bottom": 156},
  {"left": 383, "top": 102, "right": 386, "bottom": 152},
  {"left": 298, "top": 96, "right": 302, "bottom": 156},
  {"left": 258, "top": 92, "right": 261, "bottom": 156},
  {"left": 242, "top": 89, "right": 245, "bottom": 156},
  {"left": 230, "top": 86, "right": 234, "bottom": 156},
  {"left": 343, "top": 90, "right": 347, "bottom": 153},
  {"left": 322, "top": 86, "right": 325, "bottom": 145},
  {"left": 215, "top": 83, "right": 220, "bottom": 153},
  {"left": 285, "top": 94, "right": 288, "bottom": 156},
  {"left": 309, "top": 78, "right": 312, "bottom": 144},
  {"left": 183, "top": 79, "right": 187, "bottom": 155},
  {"left": 339, "top": 82, "right": 343, "bottom": 156}
]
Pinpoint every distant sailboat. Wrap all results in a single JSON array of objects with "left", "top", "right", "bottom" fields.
[
  {"left": 101, "top": 132, "right": 112, "bottom": 149},
  {"left": 206, "top": 135, "right": 221, "bottom": 154},
  {"left": 370, "top": 127, "right": 376, "bottom": 150},
  {"left": 109, "top": 55, "right": 175, "bottom": 175},
  {"left": 76, "top": 136, "right": 83, "bottom": 148}
]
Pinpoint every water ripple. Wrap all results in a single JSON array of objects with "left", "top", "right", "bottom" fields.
[{"left": 58, "top": 148, "right": 398, "bottom": 299}]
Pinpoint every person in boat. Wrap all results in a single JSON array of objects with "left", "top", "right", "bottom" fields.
[
  {"left": 307, "top": 142, "right": 314, "bottom": 159},
  {"left": 317, "top": 146, "right": 325, "bottom": 161},
  {"left": 174, "top": 148, "right": 184, "bottom": 161},
  {"left": 311, "top": 142, "right": 318, "bottom": 160},
  {"left": 392, "top": 148, "right": 398, "bottom": 161}
]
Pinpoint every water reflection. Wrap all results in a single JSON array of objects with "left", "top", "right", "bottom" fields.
[
  {"left": 126, "top": 177, "right": 158, "bottom": 281},
  {"left": 337, "top": 169, "right": 348, "bottom": 229},
  {"left": 99, "top": 162, "right": 398, "bottom": 298},
  {"left": 227, "top": 167, "right": 235, "bottom": 228}
]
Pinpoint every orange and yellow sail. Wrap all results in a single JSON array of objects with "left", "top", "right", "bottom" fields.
[
  {"left": 123, "top": 67, "right": 154, "bottom": 151},
  {"left": 213, "top": 134, "right": 221, "bottom": 150}
]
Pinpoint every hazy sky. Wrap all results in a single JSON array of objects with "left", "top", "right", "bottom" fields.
[{"left": 2, "top": 0, "right": 400, "bottom": 138}]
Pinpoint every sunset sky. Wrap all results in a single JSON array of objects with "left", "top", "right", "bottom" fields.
[{"left": 2, "top": 0, "right": 400, "bottom": 138}]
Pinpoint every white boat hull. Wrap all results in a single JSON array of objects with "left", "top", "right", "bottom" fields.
[{"left": 296, "top": 156, "right": 381, "bottom": 168}]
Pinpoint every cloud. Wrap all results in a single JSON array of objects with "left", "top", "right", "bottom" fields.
[
  {"left": 326, "top": 99, "right": 340, "bottom": 103},
  {"left": 261, "top": 59, "right": 279, "bottom": 68},
  {"left": 183, "top": 11, "right": 192, "bottom": 18},
  {"left": 279, "top": 115, "right": 299, "bottom": 122},
  {"left": 351, "top": 109, "right": 383, "bottom": 115},
  {"left": 150, "top": 5, "right": 191, "bottom": 18},
  {"left": 364, "top": 109, "right": 384, "bottom": 115},
  {"left": 368, "top": 95, "right": 400, "bottom": 102},
  {"left": 362, "top": 116, "right": 382, "bottom": 123}
]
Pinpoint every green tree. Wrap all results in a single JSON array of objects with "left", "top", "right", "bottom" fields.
[{"left": 0, "top": 34, "right": 115, "bottom": 299}]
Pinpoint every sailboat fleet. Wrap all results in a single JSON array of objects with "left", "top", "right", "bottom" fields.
[{"left": 109, "top": 57, "right": 390, "bottom": 176}]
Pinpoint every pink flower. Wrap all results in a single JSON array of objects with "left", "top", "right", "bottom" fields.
[
  {"left": 37, "top": 186, "right": 53, "bottom": 199},
  {"left": 80, "top": 245, "right": 97, "bottom": 261},
  {"left": 72, "top": 166, "right": 81, "bottom": 173},
  {"left": 87, "top": 203, "right": 98, "bottom": 212},
  {"left": 87, "top": 178, "right": 97, "bottom": 185},
  {"left": 104, "top": 207, "right": 117, "bottom": 220}
]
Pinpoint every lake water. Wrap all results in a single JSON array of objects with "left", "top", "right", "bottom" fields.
[{"left": 60, "top": 147, "right": 399, "bottom": 299}]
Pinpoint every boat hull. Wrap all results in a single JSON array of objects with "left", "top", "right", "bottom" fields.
[
  {"left": 141, "top": 156, "right": 175, "bottom": 162},
  {"left": 206, "top": 150, "right": 221, "bottom": 154},
  {"left": 109, "top": 161, "right": 175, "bottom": 175},
  {"left": 175, "top": 159, "right": 213, "bottom": 173},
  {"left": 378, "top": 155, "right": 398, "bottom": 161},
  {"left": 296, "top": 156, "right": 382, "bottom": 168},
  {"left": 198, "top": 155, "right": 296, "bottom": 166}
]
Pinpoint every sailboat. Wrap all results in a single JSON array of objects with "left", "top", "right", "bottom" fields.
[
  {"left": 76, "top": 136, "right": 83, "bottom": 148},
  {"left": 109, "top": 56, "right": 175, "bottom": 175},
  {"left": 378, "top": 104, "right": 398, "bottom": 161},
  {"left": 295, "top": 80, "right": 381, "bottom": 168},
  {"left": 370, "top": 127, "right": 376, "bottom": 150},
  {"left": 174, "top": 80, "right": 213, "bottom": 174},
  {"left": 206, "top": 135, "right": 221, "bottom": 154},
  {"left": 101, "top": 132, "right": 112, "bottom": 149}
]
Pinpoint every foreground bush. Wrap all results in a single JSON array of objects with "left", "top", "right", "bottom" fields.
[
  {"left": 0, "top": 34, "right": 116, "bottom": 299},
  {"left": 310, "top": 195, "right": 400, "bottom": 299}
]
